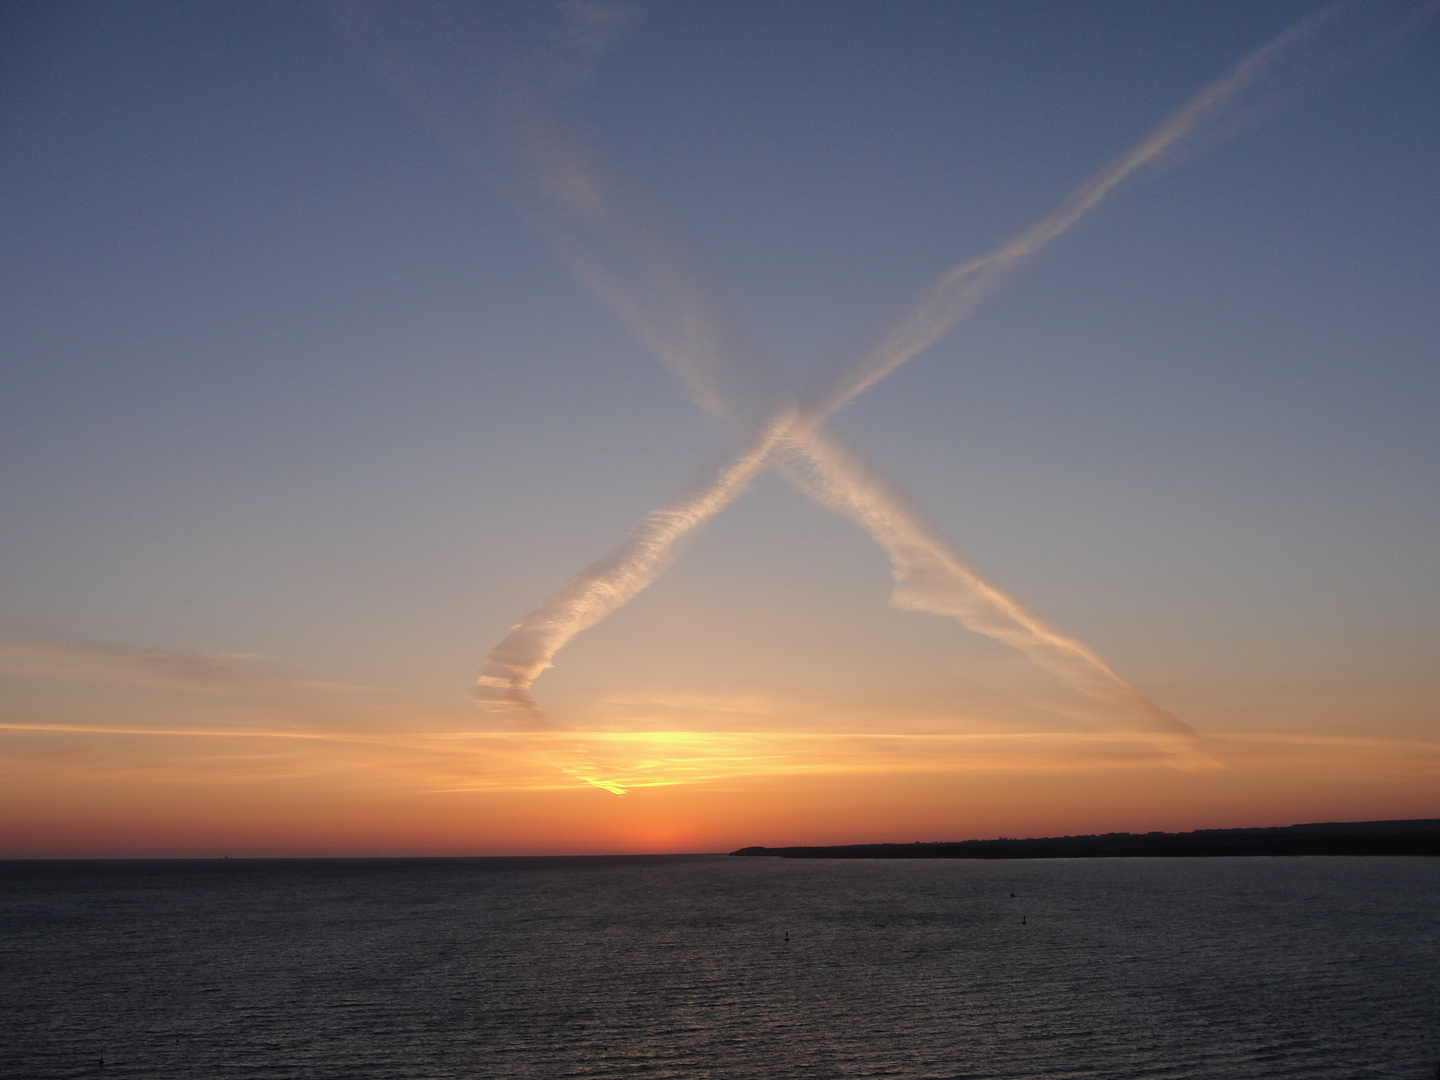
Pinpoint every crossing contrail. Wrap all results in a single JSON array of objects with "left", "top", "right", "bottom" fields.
[
  {"left": 469, "top": 3, "right": 1352, "bottom": 739},
  {"left": 775, "top": 431, "right": 1188, "bottom": 735},
  {"left": 806, "top": 1, "right": 1346, "bottom": 422},
  {"left": 474, "top": 413, "right": 794, "bottom": 719}
]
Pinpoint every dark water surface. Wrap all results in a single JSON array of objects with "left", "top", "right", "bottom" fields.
[{"left": 2, "top": 855, "right": 1437, "bottom": 1078}]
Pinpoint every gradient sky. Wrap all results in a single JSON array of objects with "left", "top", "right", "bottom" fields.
[{"left": 2, "top": 1, "right": 1438, "bottom": 856}]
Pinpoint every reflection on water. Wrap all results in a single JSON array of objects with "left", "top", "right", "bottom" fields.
[{"left": 2, "top": 855, "right": 1437, "bottom": 1078}]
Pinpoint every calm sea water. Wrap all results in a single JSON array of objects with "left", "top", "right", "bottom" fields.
[{"left": 2, "top": 855, "right": 1437, "bottom": 1079}]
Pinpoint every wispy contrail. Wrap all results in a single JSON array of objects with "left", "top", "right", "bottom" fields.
[
  {"left": 775, "top": 431, "right": 1189, "bottom": 735},
  {"left": 474, "top": 413, "right": 794, "bottom": 718},
  {"left": 490, "top": 72, "right": 792, "bottom": 429},
  {"left": 807, "top": 1, "right": 1347, "bottom": 421},
  {"left": 472, "top": 3, "right": 1348, "bottom": 736}
]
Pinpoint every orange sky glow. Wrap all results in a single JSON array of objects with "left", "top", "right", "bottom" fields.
[{"left": 2, "top": 636, "right": 1435, "bottom": 856}]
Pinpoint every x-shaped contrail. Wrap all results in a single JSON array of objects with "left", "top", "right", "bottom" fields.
[
  {"left": 458, "top": 3, "right": 1359, "bottom": 752},
  {"left": 338, "top": 0, "right": 1417, "bottom": 762}
]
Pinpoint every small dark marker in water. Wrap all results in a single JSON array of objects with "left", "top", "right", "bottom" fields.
[
  {"left": 1022, "top": 916, "right": 1026, "bottom": 925},
  {"left": 1010, "top": 892, "right": 1016, "bottom": 898},
  {"left": 783, "top": 931, "right": 788, "bottom": 942}
]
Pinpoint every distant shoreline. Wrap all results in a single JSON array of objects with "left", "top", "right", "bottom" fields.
[{"left": 733, "top": 819, "right": 1440, "bottom": 859}]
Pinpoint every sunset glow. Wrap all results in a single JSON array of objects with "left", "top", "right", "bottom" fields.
[{"left": 2, "top": 1, "right": 1437, "bottom": 855}]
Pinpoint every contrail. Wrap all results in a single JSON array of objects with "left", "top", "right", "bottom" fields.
[
  {"left": 473, "top": 414, "right": 795, "bottom": 718},
  {"left": 491, "top": 73, "right": 792, "bottom": 430},
  {"left": 472, "top": 4, "right": 1346, "bottom": 735},
  {"left": 807, "top": 0, "right": 1347, "bottom": 422},
  {"left": 775, "top": 431, "right": 1189, "bottom": 735}
]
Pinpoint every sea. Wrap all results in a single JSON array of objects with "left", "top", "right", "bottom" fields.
[{"left": 2, "top": 855, "right": 1437, "bottom": 1079}]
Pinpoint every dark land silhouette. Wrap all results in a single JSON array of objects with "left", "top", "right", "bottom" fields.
[{"left": 733, "top": 819, "right": 1440, "bottom": 859}]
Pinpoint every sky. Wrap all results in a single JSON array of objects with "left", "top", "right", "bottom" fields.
[{"left": 2, "top": 0, "right": 1438, "bottom": 856}]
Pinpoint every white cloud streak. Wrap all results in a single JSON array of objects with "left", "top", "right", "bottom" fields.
[
  {"left": 775, "top": 431, "right": 1192, "bottom": 736},
  {"left": 806, "top": 1, "right": 1348, "bottom": 421},
  {"left": 473, "top": 414, "right": 794, "bottom": 720}
]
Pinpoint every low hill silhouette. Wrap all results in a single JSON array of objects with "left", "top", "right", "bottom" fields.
[{"left": 733, "top": 819, "right": 1440, "bottom": 859}]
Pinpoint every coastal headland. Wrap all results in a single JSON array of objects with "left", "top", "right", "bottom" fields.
[{"left": 733, "top": 819, "right": 1440, "bottom": 859}]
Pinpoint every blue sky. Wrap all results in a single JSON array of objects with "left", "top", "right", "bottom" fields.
[{"left": 1, "top": 1, "right": 1437, "bottom": 851}]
